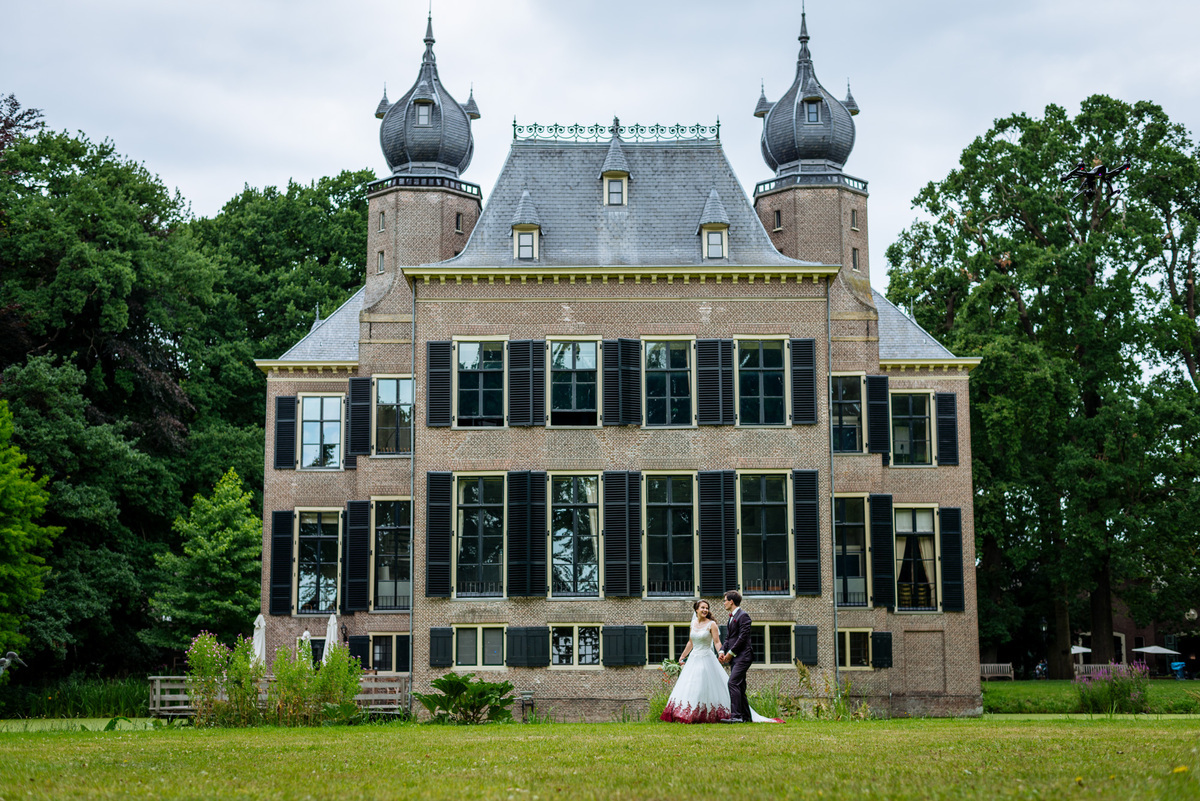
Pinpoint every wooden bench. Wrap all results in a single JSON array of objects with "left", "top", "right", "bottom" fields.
[
  {"left": 980, "top": 663, "right": 1014, "bottom": 681},
  {"left": 148, "top": 674, "right": 411, "bottom": 718},
  {"left": 1075, "top": 663, "right": 1110, "bottom": 678}
]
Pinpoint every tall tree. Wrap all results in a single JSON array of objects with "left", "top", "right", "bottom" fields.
[{"left": 886, "top": 95, "right": 1200, "bottom": 676}]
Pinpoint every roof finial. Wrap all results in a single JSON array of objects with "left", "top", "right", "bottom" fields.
[{"left": 611, "top": 116, "right": 621, "bottom": 137}]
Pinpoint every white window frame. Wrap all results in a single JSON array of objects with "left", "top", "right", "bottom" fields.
[
  {"left": 547, "top": 472, "right": 603, "bottom": 599},
  {"left": 641, "top": 470, "right": 699, "bottom": 599},
  {"left": 548, "top": 623, "right": 604, "bottom": 670},
  {"left": 837, "top": 628, "right": 874, "bottom": 670},
  {"left": 546, "top": 339, "right": 603, "bottom": 429},
  {"left": 513, "top": 226, "right": 540, "bottom": 260},
  {"left": 641, "top": 337, "right": 697, "bottom": 429},
  {"left": 850, "top": 208, "right": 859, "bottom": 231},
  {"left": 378, "top": 211, "right": 386, "bottom": 232},
  {"left": 297, "top": 393, "right": 344, "bottom": 470},
  {"left": 372, "top": 374, "right": 414, "bottom": 456},
  {"left": 735, "top": 470, "right": 794, "bottom": 598},
  {"left": 455, "top": 211, "right": 464, "bottom": 234},
  {"left": 377, "top": 250, "right": 385, "bottom": 274},
  {"left": 701, "top": 225, "right": 728, "bottom": 259},
  {"left": 888, "top": 388, "right": 935, "bottom": 468},
  {"left": 450, "top": 471, "right": 508, "bottom": 599},
  {"left": 369, "top": 495, "right": 412, "bottom": 613},
  {"left": 452, "top": 624, "right": 508, "bottom": 670},
  {"left": 298, "top": 635, "right": 326, "bottom": 663},
  {"left": 733, "top": 337, "right": 791, "bottom": 428},
  {"left": 368, "top": 632, "right": 412, "bottom": 675},
  {"left": 451, "top": 337, "right": 509, "bottom": 430},
  {"left": 293, "top": 507, "right": 343, "bottom": 617},
  {"left": 602, "top": 173, "right": 628, "bottom": 206},
  {"left": 414, "top": 102, "right": 432, "bottom": 126},
  {"left": 852, "top": 247, "right": 860, "bottom": 271},
  {"left": 773, "top": 209, "right": 782, "bottom": 232},
  {"left": 893, "top": 503, "right": 941, "bottom": 614}
]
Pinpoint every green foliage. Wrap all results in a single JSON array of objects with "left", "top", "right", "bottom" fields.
[
  {"left": 747, "top": 678, "right": 784, "bottom": 720},
  {"left": 785, "top": 662, "right": 871, "bottom": 721},
  {"left": 0, "top": 674, "right": 149, "bottom": 718},
  {"left": 144, "top": 469, "right": 262, "bottom": 652},
  {"left": 1074, "top": 663, "right": 1151, "bottom": 715},
  {"left": 184, "top": 632, "right": 267, "bottom": 728},
  {"left": 0, "top": 400, "right": 60, "bottom": 655},
  {"left": 265, "top": 644, "right": 315, "bottom": 727},
  {"left": 413, "top": 672, "right": 515, "bottom": 725}
]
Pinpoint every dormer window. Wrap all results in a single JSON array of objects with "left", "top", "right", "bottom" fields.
[
  {"left": 513, "top": 225, "right": 540, "bottom": 260},
  {"left": 806, "top": 102, "right": 820, "bottom": 123},
  {"left": 602, "top": 173, "right": 628, "bottom": 206},
  {"left": 415, "top": 103, "right": 432, "bottom": 126},
  {"left": 701, "top": 225, "right": 728, "bottom": 259},
  {"left": 518, "top": 231, "right": 535, "bottom": 259}
]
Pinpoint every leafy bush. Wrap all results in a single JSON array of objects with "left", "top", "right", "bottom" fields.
[
  {"left": 1074, "top": 662, "right": 1150, "bottom": 715},
  {"left": 185, "top": 632, "right": 267, "bottom": 727},
  {"left": 266, "top": 644, "right": 315, "bottom": 726},
  {"left": 0, "top": 675, "right": 149, "bottom": 718},
  {"left": 647, "top": 660, "right": 676, "bottom": 720},
  {"left": 784, "top": 661, "right": 871, "bottom": 721},
  {"left": 312, "top": 643, "right": 362, "bottom": 710},
  {"left": 413, "top": 673, "right": 515, "bottom": 724},
  {"left": 186, "top": 632, "right": 229, "bottom": 727},
  {"left": 748, "top": 678, "right": 783, "bottom": 719}
]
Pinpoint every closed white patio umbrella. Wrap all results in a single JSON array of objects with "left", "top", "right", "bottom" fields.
[
  {"left": 1132, "top": 645, "right": 1181, "bottom": 655},
  {"left": 251, "top": 614, "right": 267, "bottom": 666},
  {"left": 323, "top": 614, "right": 338, "bottom": 664}
]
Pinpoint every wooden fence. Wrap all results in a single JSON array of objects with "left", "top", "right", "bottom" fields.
[{"left": 148, "top": 674, "right": 411, "bottom": 718}]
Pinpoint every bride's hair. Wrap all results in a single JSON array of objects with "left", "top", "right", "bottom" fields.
[{"left": 692, "top": 599, "right": 713, "bottom": 621}]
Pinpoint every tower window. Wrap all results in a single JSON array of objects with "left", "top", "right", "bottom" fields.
[
  {"left": 517, "top": 231, "right": 535, "bottom": 259},
  {"left": 378, "top": 211, "right": 385, "bottom": 232},
  {"left": 378, "top": 251, "right": 385, "bottom": 274},
  {"left": 850, "top": 209, "right": 858, "bottom": 230},
  {"left": 608, "top": 179, "right": 624, "bottom": 205},
  {"left": 773, "top": 210, "right": 782, "bottom": 231},
  {"left": 706, "top": 230, "right": 725, "bottom": 259},
  {"left": 806, "top": 102, "right": 820, "bottom": 123},
  {"left": 415, "top": 103, "right": 431, "bottom": 126},
  {"left": 852, "top": 248, "right": 860, "bottom": 271},
  {"left": 455, "top": 212, "right": 464, "bottom": 234}
]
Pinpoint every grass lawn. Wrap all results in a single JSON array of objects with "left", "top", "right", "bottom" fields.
[
  {"left": 0, "top": 719, "right": 1196, "bottom": 800},
  {"left": 983, "top": 679, "right": 1200, "bottom": 714}
]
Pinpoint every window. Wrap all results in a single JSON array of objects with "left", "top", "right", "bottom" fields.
[
  {"left": 895, "top": 508, "right": 937, "bottom": 611},
  {"left": 370, "top": 634, "right": 411, "bottom": 673},
  {"left": 455, "top": 212, "right": 463, "bottom": 233},
  {"left": 378, "top": 211, "right": 385, "bottom": 232},
  {"left": 375, "top": 378, "right": 413, "bottom": 454},
  {"left": 307, "top": 637, "right": 326, "bottom": 664},
  {"left": 415, "top": 103, "right": 431, "bottom": 126},
  {"left": 838, "top": 629, "right": 872, "bottom": 668},
  {"left": 455, "top": 626, "right": 505, "bottom": 667},
  {"left": 551, "top": 625, "right": 601, "bottom": 667},
  {"left": 517, "top": 231, "right": 535, "bottom": 259},
  {"left": 377, "top": 251, "right": 385, "bottom": 274},
  {"left": 607, "top": 179, "right": 624, "bottom": 206},
  {"left": 456, "top": 342, "right": 504, "bottom": 427},
  {"left": 551, "top": 476, "right": 600, "bottom": 596},
  {"left": 738, "top": 340, "right": 786, "bottom": 425},
  {"left": 706, "top": 229, "right": 725, "bottom": 258},
  {"left": 374, "top": 500, "right": 411, "bottom": 610},
  {"left": 852, "top": 247, "right": 860, "bottom": 271},
  {"left": 645, "top": 341, "right": 692, "bottom": 426},
  {"left": 647, "top": 624, "right": 692, "bottom": 664},
  {"left": 773, "top": 209, "right": 782, "bottom": 231},
  {"left": 806, "top": 101, "right": 820, "bottom": 123},
  {"left": 297, "top": 511, "right": 340, "bottom": 613},
  {"left": 850, "top": 209, "right": 858, "bottom": 230},
  {"left": 892, "top": 394, "right": 931, "bottom": 466},
  {"left": 456, "top": 476, "right": 504, "bottom": 596},
  {"left": 300, "top": 396, "right": 342, "bottom": 468},
  {"left": 740, "top": 475, "right": 789, "bottom": 595},
  {"left": 372, "top": 635, "right": 392, "bottom": 671},
  {"left": 831, "top": 376, "right": 863, "bottom": 452},
  {"left": 646, "top": 475, "right": 694, "bottom": 596},
  {"left": 549, "top": 341, "right": 598, "bottom": 426},
  {"left": 834, "top": 498, "right": 867, "bottom": 607},
  {"left": 749, "top": 624, "right": 795, "bottom": 665}
]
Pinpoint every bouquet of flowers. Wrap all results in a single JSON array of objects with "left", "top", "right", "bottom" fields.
[{"left": 660, "top": 658, "right": 682, "bottom": 679}]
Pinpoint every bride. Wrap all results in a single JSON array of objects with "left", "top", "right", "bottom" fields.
[{"left": 660, "top": 600, "right": 781, "bottom": 724}]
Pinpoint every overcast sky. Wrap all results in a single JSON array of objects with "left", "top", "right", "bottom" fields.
[{"left": 6, "top": 0, "right": 1200, "bottom": 295}]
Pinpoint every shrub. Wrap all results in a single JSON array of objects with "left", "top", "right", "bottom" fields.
[
  {"left": 266, "top": 644, "right": 316, "bottom": 726},
  {"left": 185, "top": 632, "right": 229, "bottom": 727},
  {"left": 785, "top": 661, "right": 871, "bottom": 720},
  {"left": 0, "top": 675, "right": 148, "bottom": 719},
  {"left": 413, "top": 673, "right": 515, "bottom": 724},
  {"left": 1074, "top": 662, "right": 1150, "bottom": 714},
  {"left": 647, "top": 660, "right": 677, "bottom": 720},
  {"left": 221, "top": 636, "right": 267, "bottom": 726},
  {"left": 748, "top": 678, "right": 783, "bottom": 720}
]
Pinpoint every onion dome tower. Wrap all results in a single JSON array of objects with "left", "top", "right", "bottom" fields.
[{"left": 378, "top": 14, "right": 478, "bottom": 178}]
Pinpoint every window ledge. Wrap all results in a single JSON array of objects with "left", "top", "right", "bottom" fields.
[
  {"left": 369, "top": 609, "right": 413, "bottom": 615},
  {"left": 894, "top": 609, "right": 942, "bottom": 615},
  {"left": 298, "top": 467, "right": 345, "bottom": 472},
  {"left": 545, "top": 425, "right": 602, "bottom": 430},
  {"left": 452, "top": 666, "right": 509, "bottom": 673},
  {"left": 889, "top": 463, "right": 935, "bottom": 469},
  {"left": 735, "top": 424, "right": 790, "bottom": 429},
  {"left": 371, "top": 453, "right": 414, "bottom": 460},
  {"left": 642, "top": 425, "right": 698, "bottom": 431},
  {"left": 832, "top": 451, "right": 871, "bottom": 458},
  {"left": 548, "top": 665, "right": 604, "bottom": 671}
]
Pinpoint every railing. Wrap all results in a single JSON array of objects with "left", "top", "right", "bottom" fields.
[
  {"left": 837, "top": 591, "right": 868, "bottom": 607},
  {"left": 367, "top": 175, "right": 481, "bottom": 196},
  {"left": 743, "top": 580, "right": 790, "bottom": 595},
  {"left": 373, "top": 595, "right": 412, "bottom": 611},
  {"left": 754, "top": 173, "right": 869, "bottom": 196},
  {"left": 513, "top": 120, "right": 720, "bottom": 142},
  {"left": 148, "top": 674, "right": 412, "bottom": 718},
  {"left": 456, "top": 581, "right": 503, "bottom": 597},
  {"left": 647, "top": 579, "right": 695, "bottom": 596},
  {"left": 897, "top": 583, "right": 937, "bottom": 612}
]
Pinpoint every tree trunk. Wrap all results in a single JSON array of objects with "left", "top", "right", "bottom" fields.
[
  {"left": 1089, "top": 554, "right": 1116, "bottom": 664},
  {"left": 1049, "top": 594, "right": 1073, "bottom": 680}
]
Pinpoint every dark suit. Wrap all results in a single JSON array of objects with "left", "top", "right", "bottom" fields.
[{"left": 724, "top": 608, "right": 754, "bottom": 720}]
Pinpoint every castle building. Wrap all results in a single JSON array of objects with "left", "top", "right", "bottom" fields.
[{"left": 256, "top": 14, "right": 983, "bottom": 717}]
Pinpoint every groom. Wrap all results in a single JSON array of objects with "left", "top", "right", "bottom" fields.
[{"left": 719, "top": 590, "right": 753, "bottom": 723}]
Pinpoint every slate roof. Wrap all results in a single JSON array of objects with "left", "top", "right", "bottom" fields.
[
  {"left": 276, "top": 287, "right": 364, "bottom": 362},
  {"left": 511, "top": 189, "right": 542, "bottom": 227},
  {"left": 441, "top": 139, "right": 820, "bottom": 268},
  {"left": 874, "top": 289, "right": 961, "bottom": 361},
  {"left": 697, "top": 188, "right": 730, "bottom": 230},
  {"left": 599, "top": 135, "right": 630, "bottom": 176}
]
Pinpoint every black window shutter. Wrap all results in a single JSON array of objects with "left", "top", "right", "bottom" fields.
[
  {"left": 624, "top": 625, "right": 647, "bottom": 666},
  {"left": 698, "top": 471, "right": 736, "bottom": 595},
  {"left": 396, "top": 634, "right": 412, "bottom": 673},
  {"left": 427, "top": 341, "right": 452, "bottom": 427},
  {"left": 529, "top": 472, "right": 547, "bottom": 594},
  {"left": 872, "top": 631, "right": 893, "bottom": 669},
  {"left": 602, "top": 340, "right": 620, "bottom": 426},
  {"left": 506, "top": 627, "right": 528, "bottom": 667},
  {"left": 939, "top": 507, "right": 965, "bottom": 612},
  {"left": 425, "top": 472, "right": 453, "bottom": 597},
  {"left": 794, "top": 625, "right": 818, "bottom": 666},
  {"left": 866, "top": 375, "right": 890, "bottom": 461},
  {"left": 348, "top": 377, "right": 373, "bottom": 456},
  {"left": 531, "top": 342, "right": 546, "bottom": 426},
  {"left": 429, "top": 627, "right": 453, "bottom": 668},
  {"left": 273, "top": 396, "right": 297, "bottom": 470},
  {"left": 619, "top": 338, "right": 642, "bottom": 425},
  {"left": 869, "top": 494, "right": 895, "bottom": 609},
  {"left": 344, "top": 501, "right": 370, "bottom": 612},
  {"left": 935, "top": 392, "right": 959, "bottom": 466},
  {"left": 508, "top": 341, "right": 533, "bottom": 426},
  {"left": 697, "top": 340, "right": 733, "bottom": 425},
  {"left": 269, "top": 510, "right": 294, "bottom": 615},
  {"left": 507, "top": 471, "right": 547, "bottom": 597},
  {"left": 527, "top": 627, "right": 550, "bottom": 667},
  {"left": 603, "top": 472, "right": 640, "bottom": 596},
  {"left": 602, "top": 626, "right": 626, "bottom": 666},
  {"left": 347, "top": 635, "right": 370, "bottom": 668},
  {"left": 342, "top": 399, "right": 356, "bottom": 470},
  {"left": 790, "top": 339, "right": 817, "bottom": 425},
  {"left": 792, "top": 470, "right": 821, "bottom": 595}
]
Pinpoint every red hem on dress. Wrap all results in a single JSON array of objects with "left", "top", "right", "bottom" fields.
[{"left": 660, "top": 700, "right": 731, "bottom": 724}]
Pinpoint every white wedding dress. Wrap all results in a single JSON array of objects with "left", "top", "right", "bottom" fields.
[{"left": 660, "top": 621, "right": 781, "bottom": 724}]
